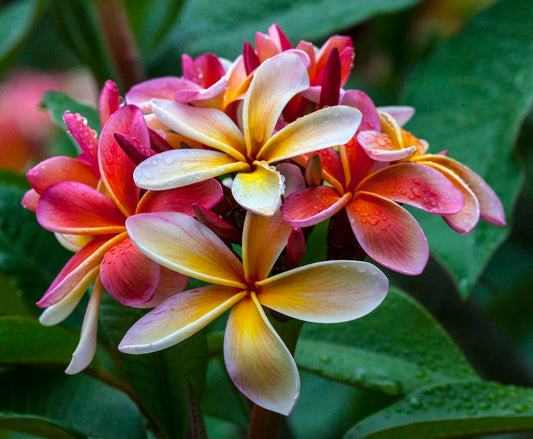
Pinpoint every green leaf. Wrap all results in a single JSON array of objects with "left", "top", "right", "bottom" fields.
[
  {"left": 0, "top": 0, "right": 44, "bottom": 75},
  {"left": 98, "top": 294, "right": 208, "bottom": 439},
  {"left": 344, "top": 381, "right": 533, "bottom": 439},
  {"left": 0, "top": 369, "right": 144, "bottom": 439},
  {"left": 0, "top": 413, "right": 86, "bottom": 439},
  {"left": 0, "top": 170, "right": 29, "bottom": 189},
  {"left": 401, "top": 0, "right": 533, "bottom": 296},
  {"left": 295, "top": 288, "right": 477, "bottom": 395},
  {"left": 40, "top": 91, "right": 100, "bottom": 133},
  {"left": 0, "top": 183, "right": 70, "bottom": 308}
]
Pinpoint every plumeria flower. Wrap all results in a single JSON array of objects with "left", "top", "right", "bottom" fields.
[
  {"left": 357, "top": 110, "right": 506, "bottom": 233},
  {"left": 121, "top": 209, "right": 388, "bottom": 415},
  {"left": 29, "top": 104, "right": 223, "bottom": 374},
  {"left": 133, "top": 52, "right": 362, "bottom": 216}
]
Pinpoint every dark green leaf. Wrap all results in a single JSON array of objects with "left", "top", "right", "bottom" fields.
[
  {"left": 0, "top": 170, "right": 29, "bottom": 189},
  {"left": 401, "top": 0, "right": 533, "bottom": 296},
  {"left": 0, "top": 0, "right": 44, "bottom": 75},
  {"left": 0, "top": 369, "right": 144, "bottom": 439},
  {"left": 344, "top": 381, "right": 533, "bottom": 439},
  {"left": 40, "top": 91, "right": 100, "bottom": 133},
  {"left": 295, "top": 288, "right": 477, "bottom": 395},
  {"left": 98, "top": 294, "right": 208, "bottom": 439},
  {"left": 0, "top": 413, "right": 86, "bottom": 439}
]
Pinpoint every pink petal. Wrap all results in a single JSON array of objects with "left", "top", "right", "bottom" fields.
[
  {"left": 119, "top": 285, "right": 247, "bottom": 353},
  {"left": 21, "top": 189, "right": 39, "bottom": 211},
  {"left": 126, "top": 212, "right": 246, "bottom": 287},
  {"left": 182, "top": 53, "right": 226, "bottom": 88},
  {"left": 100, "top": 237, "right": 160, "bottom": 306},
  {"left": 224, "top": 293, "right": 299, "bottom": 415},
  {"left": 37, "top": 233, "right": 126, "bottom": 307},
  {"left": 137, "top": 179, "right": 223, "bottom": 215},
  {"left": 285, "top": 228, "right": 306, "bottom": 269},
  {"left": 134, "top": 267, "right": 189, "bottom": 309},
  {"left": 377, "top": 106, "right": 415, "bottom": 126},
  {"left": 242, "top": 210, "right": 293, "bottom": 281},
  {"left": 99, "top": 105, "right": 147, "bottom": 216},
  {"left": 26, "top": 156, "right": 99, "bottom": 195},
  {"left": 37, "top": 182, "right": 126, "bottom": 234},
  {"left": 276, "top": 162, "right": 306, "bottom": 196},
  {"left": 174, "top": 76, "right": 228, "bottom": 108},
  {"left": 339, "top": 139, "right": 376, "bottom": 193},
  {"left": 125, "top": 77, "right": 198, "bottom": 112},
  {"left": 65, "top": 279, "right": 104, "bottom": 374},
  {"left": 63, "top": 112, "right": 99, "bottom": 172},
  {"left": 357, "top": 130, "right": 417, "bottom": 162},
  {"left": 98, "top": 80, "right": 121, "bottom": 126},
  {"left": 358, "top": 163, "right": 465, "bottom": 215},
  {"left": 346, "top": 193, "right": 429, "bottom": 275},
  {"left": 257, "top": 260, "right": 388, "bottom": 322},
  {"left": 315, "top": 36, "right": 354, "bottom": 87},
  {"left": 255, "top": 31, "right": 281, "bottom": 62},
  {"left": 281, "top": 186, "right": 350, "bottom": 228},
  {"left": 193, "top": 204, "right": 241, "bottom": 243},
  {"left": 341, "top": 90, "right": 380, "bottom": 132}
]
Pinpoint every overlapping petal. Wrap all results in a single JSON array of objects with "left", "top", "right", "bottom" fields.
[
  {"left": 37, "top": 182, "right": 126, "bottom": 235},
  {"left": 357, "top": 130, "right": 417, "bottom": 162},
  {"left": 257, "top": 260, "right": 388, "bottom": 322},
  {"left": 39, "top": 282, "right": 87, "bottom": 326},
  {"left": 346, "top": 193, "right": 429, "bottom": 275},
  {"left": 232, "top": 161, "right": 285, "bottom": 216},
  {"left": 134, "top": 267, "right": 189, "bottom": 309},
  {"left": 119, "top": 285, "right": 247, "bottom": 354},
  {"left": 125, "top": 77, "right": 198, "bottom": 112},
  {"left": 134, "top": 149, "right": 249, "bottom": 190},
  {"left": 242, "top": 209, "right": 292, "bottom": 281},
  {"left": 224, "top": 293, "right": 299, "bottom": 416},
  {"left": 126, "top": 212, "right": 246, "bottom": 287}
]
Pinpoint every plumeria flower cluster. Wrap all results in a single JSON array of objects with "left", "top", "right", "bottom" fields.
[{"left": 23, "top": 24, "right": 505, "bottom": 415}]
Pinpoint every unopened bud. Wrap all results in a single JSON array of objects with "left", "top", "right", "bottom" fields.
[{"left": 305, "top": 153, "right": 323, "bottom": 186}]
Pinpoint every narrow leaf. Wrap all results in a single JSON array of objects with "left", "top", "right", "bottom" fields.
[{"left": 0, "top": 413, "right": 86, "bottom": 439}]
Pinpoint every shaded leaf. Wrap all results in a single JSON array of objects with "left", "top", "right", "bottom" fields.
[
  {"left": 41, "top": 91, "right": 101, "bottom": 133},
  {"left": 295, "top": 288, "right": 477, "bottom": 395},
  {"left": 401, "top": 0, "right": 533, "bottom": 296},
  {"left": 344, "top": 381, "right": 533, "bottom": 439},
  {"left": 0, "top": 413, "right": 86, "bottom": 439}
]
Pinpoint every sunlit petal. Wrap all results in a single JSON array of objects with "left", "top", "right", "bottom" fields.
[
  {"left": 258, "top": 106, "right": 361, "bottom": 163},
  {"left": 175, "top": 76, "right": 228, "bottom": 108},
  {"left": 242, "top": 210, "right": 292, "bottom": 282},
  {"left": 224, "top": 293, "right": 299, "bottom": 415},
  {"left": 125, "top": 77, "right": 198, "bottom": 112},
  {"left": 243, "top": 53, "right": 309, "bottom": 157},
  {"left": 346, "top": 193, "right": 429, "bottom": 275},
  {"left": 151, "top": 99, "right": 247, "bottom": 160},
  {"left": 134, "top": 148, "right": 249, "bottom": 190},
  {"left": 126, "top": 212, "right": 245, "bottom": 287},
  {"left": 257, "top": 260, "right": 388, "bottom": 322},
  {"left": 281, "top": 186, "right": 350, "bottom": 228},
  {"left": 119, "top": 286, "right": 247, "bottom": 354},
  {"left": 357, "top": 130, "right": 417, "bottom": 162},
  {"left": 357, "top": 163, "right": 465, "bottom": 214},
  {"left": 37, "top": 182, "right": 126, "bottom": 235},
  {"left": 232, "top": 161, "right": 285, "bottom": 216}
]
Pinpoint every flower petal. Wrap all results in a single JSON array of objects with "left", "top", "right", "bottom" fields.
[
  {"left": 119, "top": 285, "right": 247, "bottom": 353},
  {"left": 242, "top": 210, "right": 292, "bottom": 281},
  {"left": 341, "top": 90, "right": 380, "bottom": 132},
  {"left": 37, "top": 233, "right": 126, "bottom": 307},
  {"left": 346, "top": 193, "right": 429, "bottom": 275},
  {"left": 151, "top": 99, "right": 247, "bottom": 160},
  {"left": 98, "top": 80, "right": 121, "bottom": 126},
  {"left": 63, "top": 112, "right": 99, "bottom": 171},
  {"left": 258, "top": 106, "right": 361, "bottom": 163},
  {"left": 126, "top": 212, "right": 245, "bottom": 287},
  {"left": 21, "top": 189, "right": 39, "bottom": 211},
  {"left": 276, "top": 162, "right": 305, "bottom": 196},
  {"left": 377, "top": 106, "right": 415, "bottom": 126},
  {"left": 39, "top": 281, "right": 87, "bottom": 326},
  {"left": 174, "top": 76, "right": 228, "bottom": 108},
  {"left": 99, "top": 105, "right": 147, "bottom": 216},
  {"left": 100, "top": 238, "right": 160, "bottom": 306},
  {"left": 224, "top": 293, "right": 299, "bottom": 415},
  {"left": 257, "top": 260, "right": 388, "bottom": 322},
  {"left": 357, "top": 130, "right": 417, "bottom": 162},
  {"left": 125, "top": 77, "right": 198, "bottom": 112},
  {"left": 417, "top": 155, "right": 506, "bottom": 226},
  {"left": 134, "top": 267, "right": 189, "bottom": 309},
  {"left": 134, "top": 148, "right": 249, "bottom": 190},
  {"left": 232, "top": 161, "right": 285, "bottom": 216},
  {"left": 65, "top": 279, "right": 104, "bottom": 374},
  {"left": 357, "top": 163, "right": 465, "bottom": 215},
  {"left": 137, "top": 179, "right": 223, "bottom": 215},
  {"left": 37, "top": 182, "right": 126, "bottom": 235}
]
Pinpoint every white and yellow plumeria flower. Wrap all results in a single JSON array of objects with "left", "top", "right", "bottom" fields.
[{"left": 133, "top": 52, "right": 362, "bottom": 216}]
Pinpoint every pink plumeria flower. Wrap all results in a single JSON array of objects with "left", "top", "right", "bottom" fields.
[
  {"left": 133, "top": 52, "right": 362, "bottom": 216},
  {"left": 31, "top": 104, "right": 223, "bottom": 374},
  {"left": 122, "top": 209, "right": 388, "bottom": 415}
]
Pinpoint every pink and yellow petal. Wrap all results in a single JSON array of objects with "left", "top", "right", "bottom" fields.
[
  {"left": 258, "top": 106, "right": 361, "bottom": 163},
  {"left": 125, "top": 77, "right": 198, "bottom": 112},
  {"left": 151, "top": 99, "right": 247, "bottom": 160},
  {"left": 126, "top": 212, "right": 246, "bottom": 287},
  {"left": 242, "top": 210, "right": 293, "bottom": 282},
  {"left": 39, "top": 280, "right": 88, "bottom": 326},
  {"left": 134, "top": 148, "right": 249, "bottom": 191},
  {"left": 377, "top": 106, "right": 415, "bottom": 127},
  {"left": 281, "top": 186, "right": 351, "bottom": 228},
  {"left": 346, "top": 193, "right": 429, "bottom": 275},
  {"left": 37, "top": 182, "right": 126, "bottom": 235},
  {"left": 357, "top": 130, "right": 417, "bottom": 162},
  {"left": 224, "top": 293, "right": 299, "bottom": 415},
  {"left": 257, "top": 260, "right": 388, "bottom": 322},
  {"left": 119, "top": 286, "right": 247, "bottom": 354},
  {"left": 232, "top": 161, "right": 285, "bottom": 216}
]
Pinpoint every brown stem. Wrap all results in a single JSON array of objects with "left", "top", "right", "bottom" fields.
[{"left": 95, "top": 0, "right": 145, "bottom": 90}]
